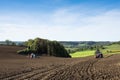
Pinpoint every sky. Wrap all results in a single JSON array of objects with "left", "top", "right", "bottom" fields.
[{"left": 0, "top": 0, "right": 120, "bottom": 41}]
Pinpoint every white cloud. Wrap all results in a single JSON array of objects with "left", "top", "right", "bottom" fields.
[{"left": 0, "top": 8, "right": 120, "bottom": 41}]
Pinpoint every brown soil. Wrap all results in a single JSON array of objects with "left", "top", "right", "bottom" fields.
[{"left": 0, "top": 46, "right": 120, "bottom": 80}]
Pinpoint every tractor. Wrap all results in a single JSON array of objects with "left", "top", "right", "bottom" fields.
[{"left": 95, "top": 49, "right": 103, "bottom": 58}]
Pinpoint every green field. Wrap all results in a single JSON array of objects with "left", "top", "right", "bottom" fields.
[
  {"left": 102, "top": 44, "right": 120, "bottom": 53},
  {"left": 105, "top": 44, "right": 120, "bottom": 50},
  {"left": 70, "top": 44, "right": 120, "bottom": 58},
  {"left": 70, "top": 50, "right": 95, "bottom": 58}
]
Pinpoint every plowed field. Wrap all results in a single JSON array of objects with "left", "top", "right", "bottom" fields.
[{"left": 0, "top": 46, "right": 120, "bottom": 80}]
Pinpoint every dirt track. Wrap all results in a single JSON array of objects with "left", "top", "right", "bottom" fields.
[{"left": 0, "top": 46, "right": 120, "bottom": 80}]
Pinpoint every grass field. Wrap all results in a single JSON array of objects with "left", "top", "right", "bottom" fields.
[
  {"left": 102, "top": 44, "right": 120, "bottom": 53},
  {"left": 70, "top": 44, "right": 120, "bottom": 58},
  {"left": 70, "top": 50, "right": 95, "bottom": 58},
  {"left": 105, "top": 44, "right": 120, "bottom": 50}
]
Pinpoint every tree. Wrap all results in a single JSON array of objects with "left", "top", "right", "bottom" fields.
[
  {"left": 5, "top": 39, "right": 12, "bottom": 45},
  {"left": 11, "top": 42, "right": 16, "bottom": 46},
  {"left": 18, "top": 38, "right": 71, "bottom": 58}
]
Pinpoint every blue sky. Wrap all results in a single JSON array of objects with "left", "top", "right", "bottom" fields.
[{"left": 0, "top": 0, "right": 120, "bottom": 41}]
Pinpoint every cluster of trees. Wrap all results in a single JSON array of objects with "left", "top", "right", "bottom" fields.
[
  {"left": 0, "top": 40, "right": 25, "bottom": 46},
  {"left": 18, "top": 38, "right": 71, "bottom": 58},
  {"left": 0, "top": 40, "right": 16, "bottom": 46}
]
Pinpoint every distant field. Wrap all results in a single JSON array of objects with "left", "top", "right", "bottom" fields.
[
  {"left": 105, "top": 44, "right": 120, "bottom": 50},
  {"left": 70, "top": 44, "right": 120, "bottom": 58},
  {"left": 102, "top": 44, "right": 120, "bottom": 53}
]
